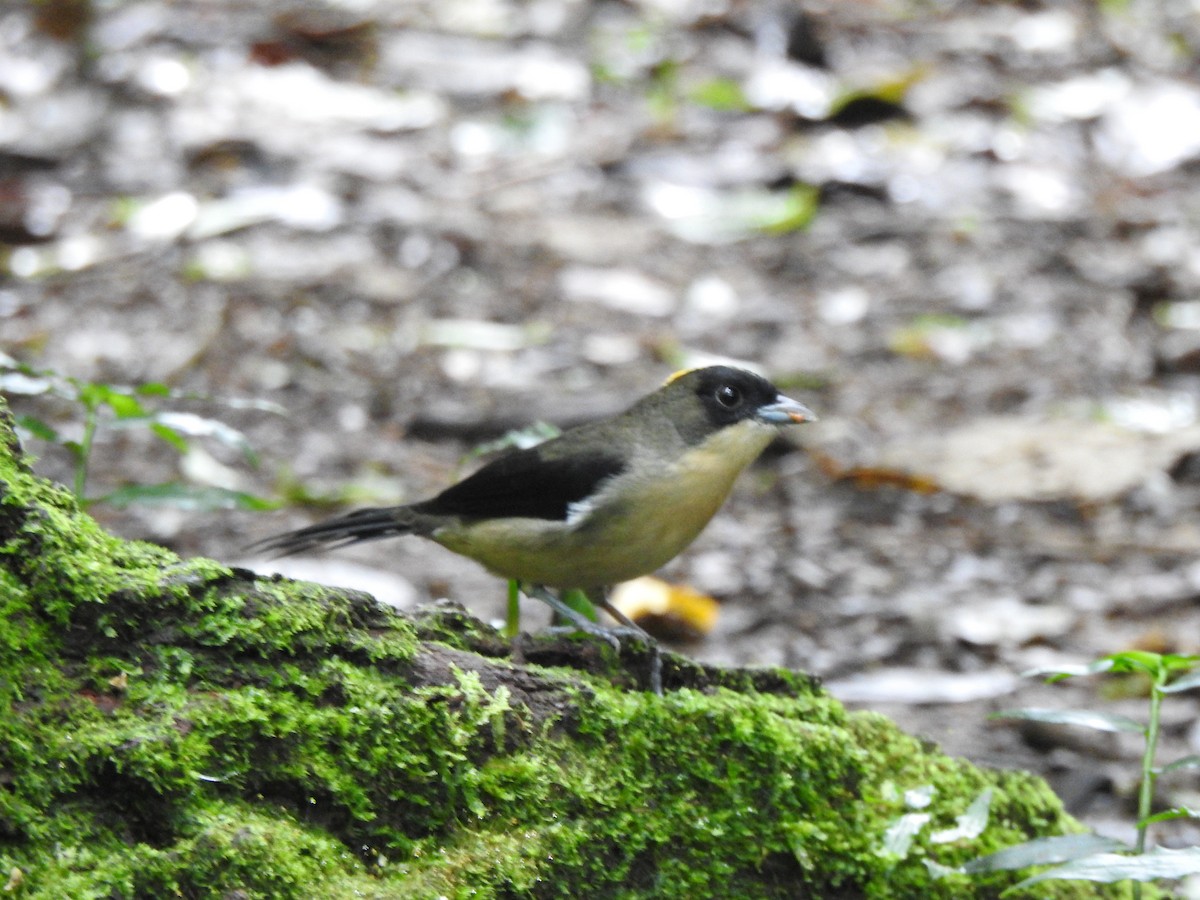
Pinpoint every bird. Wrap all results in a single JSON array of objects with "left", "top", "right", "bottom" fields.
[{"left": 251, "top": 365, "right": 816, "bottom": 692}]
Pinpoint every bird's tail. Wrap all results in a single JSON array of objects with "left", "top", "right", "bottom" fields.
[{"left": 248, "top": 506, "right": 423, "bottom": 557}]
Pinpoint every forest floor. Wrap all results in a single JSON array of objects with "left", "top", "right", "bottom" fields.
[{"left": 3, "top": 0, "right": 1200, "bottom": 850}]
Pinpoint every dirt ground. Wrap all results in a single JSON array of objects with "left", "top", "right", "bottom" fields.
[{"left": 3, "top": 0, "right": 1200, "bottom": 855}]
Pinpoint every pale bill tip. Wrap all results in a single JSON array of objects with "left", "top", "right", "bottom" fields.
[{"left": 758, "top": 395, "right": 818, "bottom": 425}]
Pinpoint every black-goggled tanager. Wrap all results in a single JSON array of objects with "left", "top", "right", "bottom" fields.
[{"left": 252, "top": 365, "right": 817, "bottom": 693}]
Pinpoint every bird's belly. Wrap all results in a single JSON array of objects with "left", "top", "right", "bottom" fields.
[
  {"left": 435, "top": 488, "right": 726, "bottom": 589},
  {"left": 434, "top": 425, "right": 774, "bottom": 588}
]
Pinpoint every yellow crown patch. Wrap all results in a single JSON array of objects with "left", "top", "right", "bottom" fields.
[{"left": 663, "top": 368, "right": 699, "bottom": 386}]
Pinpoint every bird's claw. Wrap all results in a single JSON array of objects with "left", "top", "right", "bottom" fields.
[
  {"left": 544, "top": 624, "right": 663, "bottom": 696},
  {"left": 524, "top": 584, "right": 663, "bottom": 695}
]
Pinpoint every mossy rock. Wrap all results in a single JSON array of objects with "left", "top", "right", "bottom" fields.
[{"left": 0, "top": 398, "right": 1147, "bottom": 898}]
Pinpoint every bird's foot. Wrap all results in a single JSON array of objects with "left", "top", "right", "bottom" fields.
[
  {"left": 544, "top": 625, "right": 663, "bottom": 696},
  {"left": 525, "top": 585, "right": 663, "bottom": 695}
]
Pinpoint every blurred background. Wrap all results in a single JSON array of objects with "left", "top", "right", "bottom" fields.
[{"left": 3, "top": 0, "right": 1200, "bottom": 845}]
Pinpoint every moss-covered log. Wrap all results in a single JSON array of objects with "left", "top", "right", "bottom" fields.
[{"left": 0, "top": 397, "right": 1142, "bottom": 898}]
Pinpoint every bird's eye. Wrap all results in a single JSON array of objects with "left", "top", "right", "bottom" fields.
[{"left": 715, "top": 385, "right": 742, "bottom": 408}]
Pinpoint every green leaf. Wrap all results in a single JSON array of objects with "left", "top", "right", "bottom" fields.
[
  {"left": 924, "top": 858, "right": 963, "bottom": 880},
  {"left": 1101, "top": 650, "right": 1167, "bottom": 676},
  {"left": 1160, "top": 652, "right": 1200, "bottom": 669},
  {"left": 461, "top": 422, "right": 561, "bottom": 468},
  {"left": 963, "top": 833, "right": 1127, "bottom": 874},
  {"left": 991, "top": 707, "right": 1144, "bottom": 733},
  {"left": 1023, "top": 659, "right": 1114, "bottom": 682},
  {"left": 98, "top": 483, "right": 278, "bottom": 511},
  {"left": 689, "top": 78, "right": 749, "bottom": 111},
  {"left": 1139, "top": 806, "right": 1200, "bottom": 827},
  {"left": 109, "top": 393, "right": 147, "bottom": 417},
  {"left": 904, "top": 784, "right": 935, "bottom": 809},
  {"left": 879, "top": 812, "right": 930, "bottom": 858},
  {"left": 756, "top": 184, "right": 820, "bottom": 235},
  {"left": 77, "top": 382, "right": 145, "bottom": 418},
  {"left": 1014, "top": 846, "right": 1200, "bottom": 887},
  {"left": 151, "top": 412, "right": 258, "bottom": 464},
  {"left": 1158, "top": 754, "right": 1200, "bottom": 774},
  {"left": 135, "top": 382, "right": 172, "bottom": 396},
  {"left": 0, "top": 371, "right": 55, "bottom": 395},
  {"left": 15, "top": 415, "right": 60, "bottom": 442},
  {"left": 150, "top": 422, "right": 191, "bottom": 453},
  {"left": 560, "top": 588, "right": 598, "bottom": 623},
  {"left": 888, "top": 314, "right": 975, "bottom": 360},
  {"left": 223, "top": 396, "right": 290, "bottom": 416},
  {"left": 1162, "top": 668, "right": 1200, "bottom": 693},
  {"left": 930, "top": 788, "right": 991, "bottom": 843}
]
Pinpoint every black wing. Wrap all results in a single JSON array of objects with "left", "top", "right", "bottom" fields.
[{"left": 415, "top": 445, "right": 625, "bottom": 522}]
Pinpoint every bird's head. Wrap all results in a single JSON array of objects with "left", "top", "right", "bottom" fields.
[{"left": 652, "top": 366, "right": 817, "bottom": 447}]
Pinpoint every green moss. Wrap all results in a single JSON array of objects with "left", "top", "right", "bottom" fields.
[
  {"left": 14, "top": 802, "right": 373, "bottom": 899},
  {"left": 0, "top": 398, "right": 1151, "bottom": 898}
]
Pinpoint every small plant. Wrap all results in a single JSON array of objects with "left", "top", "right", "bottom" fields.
[
  {"left": 1, "top": 353, "right": 277, "bottom": 511},
  {"left": 966, "top": 651, "right": 1200, "bottom": 894}
]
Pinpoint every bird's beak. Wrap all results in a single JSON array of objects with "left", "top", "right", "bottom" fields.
[{"left": 756, "top": 394, "right": 818, "bottom": 425}]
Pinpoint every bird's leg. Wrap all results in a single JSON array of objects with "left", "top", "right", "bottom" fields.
[
  {"left": 522, "top": 583, "right": 620, "bottom": 650},
  {"left": 595, "top": 587, "right": 663, "bottom": 697},
  {"left": 594, "top": 593, "right": 640, "bottom": 630},
  {"left": 521, "top": 583, "right": 663, "bottom": 696}
]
